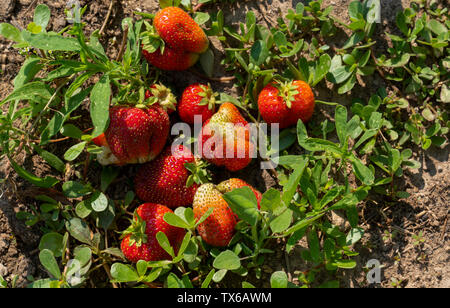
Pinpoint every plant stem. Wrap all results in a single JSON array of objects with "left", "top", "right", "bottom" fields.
[{"left": 100, "top": 0, "right": 115, "bottom": 36}]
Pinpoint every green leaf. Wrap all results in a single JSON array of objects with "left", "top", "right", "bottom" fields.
[
  {"left": 312, "top": 54, "right": 331, "bottom": 86},
  {"left": 242, "top": 281, "right": 256, "bottom": 288},
  {"left": 34, "top": 4, "right": 51, "bottom": 29},
  {"left": 282, "top": 158, "right": 308, "bottom": 206},
  {"left": 110, "top": 263, "right": 140, "bottom": 283},
  {"left": 427, "top": 19, "right": 447, "bottom": 36},
  {"left": 96, "top": 199, "right": 115, "bottom": 230},
  {"left": 194, "top": 12, "right": 210, "bottom": 25},
  {"left": 75, "top": 201, "right": 92, "bottom": 219},
  {"left": 440, "top": 84, "right": 450, "bottom": 103},
  {"left": 8, "top": 157, "right": 58, "bottom": 188},
  {"left": 63, "top": 141, "right": 86, "bottom": 161},
  {"left": 308, "top": 230, "right": 321, "bottom": 263},
  {"left": 349, "top": 155, "right": 374, "bottom": 185},
  {"left": 100, "top": 167, "right": 119, "bottom": 192},
  {"left": 200, "top": 48, "right": 214, "bottom": 77},
  {"left": 22, "top": 31, "right": 81, "bottom": 51},
  {"left": 40, "top": 87, "right": 92, "bottom": 145},
  {"left": 341, "top": 31, "right": 364, "bottom": 49},
  {"left": 368, "top": 111, "right": 383, "bottom": 129},
  {"left": 164, "top": 212, "right": 191, "bottom": 229},
  {"left": 333, "top": 259, "right": 356, "bottom": 269},
  {"left": 62, "top": 181, "right": 90, "bottom": 198},
  {"left": 201, "top": 269, "right": 215, "bottom": 288},
  {"left": 348, "top": 1, "right": 364, "bottom": 20},
  {"left": 1, "top": 81, "right": 52, "bottom": 107},
  {"left": 343, "top": 54, "right": 356, "bottom": 65},
  {"left": 270, "top": 271, "right": 288, "bottom": 288},
  {"left": 260, "top": 188, "right": 281, "bottom": 212},
  {"left": 31, "top": 144, "right": 65, "bottom": 173},
  {"left": 159, "top": 0, "right": 181, "bottom": 9},
  {"left": 166, "top": 273, "right": 184, "bottom": 288},
  {"left": 213, "top": 250, "right": 241, "bottom": 270},
  {"left": 28, "top": 22, "right": 43, "bottom": 35},
  {"left": 346, "top": 227, "right": 364, "bottom": 245},
  {"left": 212, "top": 269, "right": 228, "bottom": 283},
  {"left": 382, "top": 53, "right": 410, "bottom": 68},
  {"left": 421, "top": 108, "right": 435, "bottom": 121},
  {"left": 65, "top": 218, "right": 92, "bottom": 245},
  {"left": 250, "top": 40, "right": 269, "bottom": 66},
  {"left": 73, "top": 246, "right": 92, "bottom": 268},
  {"left": 388, "top": 148, "right": 402, "bottom": 173},
  {"left": 61, "top": 124, "right": 83, "bottom": 139},
  {"left": 396, "top": 12, "right": 408, "bottom": 36},
  {"left": 0, "top": 23, "right": 23, "bottom": 43},
  {"left": 270, "top": 209, "right": 293, "bottom": 233},
  {"left": 156, "top": 231, "right": 175, "bottom": 258},
  {"left": 319, "top": 187, "right": 343, "bottom": 209},
  {"left": 335, "top": 105, "right": 348, "bottom": 146},
  {"left": 337, "top": 74, "right": 356, "bottom": 94},
  {"left": 136, "top": 260, "right": 148, "bottom": 277},
  {"left": 39, "top": 249, "right": 61, "bottom": 280},
  {"left": 14, "top": 57, "right": 43, "bottom": 89},
  {"left": 183, "top": 241, "right": 198, "bottom": 263},
  {"left": 89, "top": 191, "right": 108, "bottom": 212},
  {"left": 273, "top": 31, "right": 288, "bottom": 47},
  {"left": 39, "top": 233, "right": 64, "bottom": 258},
  {"left": 222, "top": 187, "right": 259, "bottom": 226},
  {"left": 282, "top": 213, "right": 324, "bottom": 236},
  {"left": 90, "top": 75, "right": 111, "bottom": 137}
]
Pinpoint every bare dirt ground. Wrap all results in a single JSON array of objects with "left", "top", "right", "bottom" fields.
[{"left": 0, "top": 0, "right": 448, "bottom": 288}]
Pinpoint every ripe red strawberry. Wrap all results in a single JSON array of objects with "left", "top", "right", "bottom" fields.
[
  {"left": 193, "top": 183, "right": 237, "bottom": 247},
  {"left": 178, "top": 83, "right": 217, "bottom": 124},
  {"left": 198, "top": 103, "right": 255, "bottom": 172},
  {"left": 153, "top": 7, "right": 209, "bottom": 54},
  {"left": 258, "top": 80, "right": 315, "bottom": 129},
  {"left": 142, "top": 7, "right": 208, "bottom": 71},
  {"left": 121, "top": 203, "right": 186, "bottom": 263},
  {"left": 93, "top": 105, "right": 169, "bottom": 166},
  {"left": 142, "top": 45, "right": 199, "bottom": 71},
  {"left": 145, "top": 83, "right": 177, "bottom": 114},
  {"left": 134, "top": 145, "right": 209, "bottom": 209},
  {"left": 217, "top": 178, "right": 262, "bottom": 210}
]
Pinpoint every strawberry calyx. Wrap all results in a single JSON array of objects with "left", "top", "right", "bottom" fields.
[
  {"left": 197, "top": 84, "right": 219, "bottom": 111},
  {"left": 184, "top": 158, "right": 211, "bottom": 188},
  {"left": 275, "top": 80, "right": 300, "bottom": 109},
  {"left": 146, "top": 84, "right": 177, "bottom": 112},
  {"left": 141, "top": 22, "right": 166, "bottom": 55},
  {"left": 120, "top": 212, "right": 148, "bottom": 247}
]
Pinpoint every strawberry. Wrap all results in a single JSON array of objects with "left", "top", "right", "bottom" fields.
[
  {"left": 216, "top": 178, "right": 262, "bottom": 210},
  {"left": 145, "top": 83, "right": 177, "bottom": 114},
  {"left": 193, "top": 183, "right": 237, "bottom": 247},
  {"left": 134, "top": 145, "right": 209, "bottom": 209},
  {"left": 258, "top": 80, "right": 315, "bottom": 129},
  {"left": 121, "top": 203, "right": 186, "bottom": 263},
  {"left": 153, "top": 7, "right": 209, "bottom": 54},
  {"left": 198, "top": 102, "right": 255, "bottom": 172},
  {"left": 142, "top": 45, "right": 199, "bottom": 71},
  {"left": 178, "top": 83, "right": 217, "bottom": 124},
  {"left": 142, "top": 7, "right": 208, "bottom": 71},
  {"left": 94, "top": 105, "right": 169, "bottom": 166}
]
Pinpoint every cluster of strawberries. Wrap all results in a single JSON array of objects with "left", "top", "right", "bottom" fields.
[{"left": 92, "top": 7, "right": 315, "bottom": 262}]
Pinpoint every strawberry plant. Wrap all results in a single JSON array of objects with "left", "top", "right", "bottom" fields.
[{"left": 0, "top": 0, "right": 448, "bottom": 289}]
